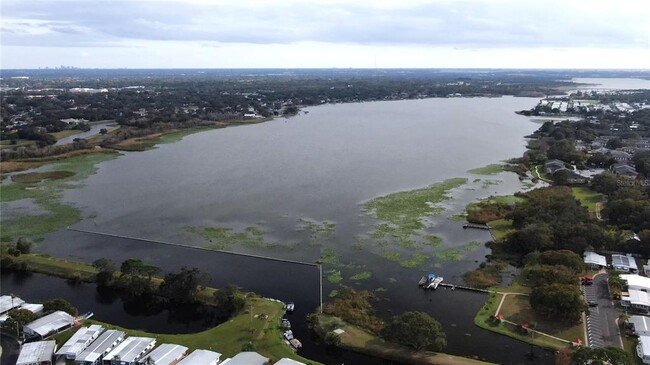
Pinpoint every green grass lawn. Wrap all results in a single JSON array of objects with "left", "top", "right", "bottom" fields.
[
  {"left": 50, "top": 130, "right": 83, "bottom": 140},
  {"left": 317, "top": 315, "right": 492, "bottom": 365},
  {"left": 571, "top": 187, "right": 603, "bottom": 219},
  {"left": 55, "top": 298, "right": 317, "bottom": 364},
  {"left": 487, "top": 219, "right": 514, "bottom": 241}
]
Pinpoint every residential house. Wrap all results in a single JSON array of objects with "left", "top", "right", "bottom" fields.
[
  {"left": 611, "top": 163, "right": 639, "bottom": 179},
  {"left": 544, "top": 159, "right": 566, "bottom": 174},
  {"left": 638, "top": 335, "right": 650, "bottom": 364},
  {"left": 612, "top": 254, "right": 639, "bottom": 273},
  {"left": 16, "top": 340, "right": 56, "bottom": 365},
  {"left": 609, "top": 150, "right": 632, "bottom": 162},
  {"left": 56, "top": 325, "right": 104, "bottom": 360},
  {"left": 220, "top": 352, "right": 268, "bottom": 365},
  {"left": 584, "top": 251, "right": 607, "bottom": 269},
  {"left": 76, "top": 330, "right": 125, "bottom": 365},
  {"left": 24, "top": 311, "right": 74, "bottom": 339},
  {"left": 176, "top": 349, "right": 221, "bottom": 365},
  {"left": 629, "top": 316, "right": 650, "bottom": 336},
  {"left": 103, "top": 337, "right": 156, "bottom": 365},
  {"left": 136, "top": 343, "right": 187, "bottom": 365}
]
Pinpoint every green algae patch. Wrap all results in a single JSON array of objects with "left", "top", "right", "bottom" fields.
[
  {"left": 436, "top": 249, "right": 462, "bottom": 261},
  {"left": 0, "top": 152, "right": 120, "bottom": 240},
  {"left": 350, "top": 271, "right": 372, "bottom": 281},
  {"left": 481, "top": 179, "right": 501, "bottom": 189},
  {"left": 319, "top": 247, "right": 342, "bottom": 266},
  {"left": 327, "top": 270, "right": 343, "bottom": 284},
  {"left": 11, "top": 171, "right": 75, "bottom": 183},
  {"left": 423, "top": 235, "right": 443, "bottom": 248},
  {"left": 297, "top": 218, "right": 336, "bottom": 240},
  {"left": 187, "top": 225, "right": 278, "bottom": 249},
  {"left": 468, "top": 164, "right": 505, "bottom": 175},
  {"left": 399, "top": 253, "right": 429, "bottom": 268}
]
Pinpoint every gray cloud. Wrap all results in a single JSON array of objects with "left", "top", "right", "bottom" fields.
[{"left": 1, "top": 0, "right": 648, "bottom": 49}]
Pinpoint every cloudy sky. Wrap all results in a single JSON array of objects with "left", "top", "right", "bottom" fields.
[{"left": 1, "top": 0, "right": 649, "bottom": 69}]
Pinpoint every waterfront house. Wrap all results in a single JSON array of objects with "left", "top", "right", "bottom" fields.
[
  {"left": 584, "top": 251, "right": 607, "bottom": 269},
  {"left": 0, "top": 294, "right": 26, "bottom": 314},
  {"left": 220, "top": 351, "right": 268, "bottom": 365},
  {"left": 103, "top": 336, "right": 156, "bottom": 365},
  {"left": 275, "top": 359, "right": 306, "bottom": 365},
  {"left": 136, "top": 343, "right": 188, "bottom": 365},
  {"left": 16, "top": 340, "right": 57, "bottom": 365},
  {"left": 24, "top": 311, "right": 74, "bottom": 339},
  {"left": 56, "top": 325, "right": 104, "bottom": 360},
  {"left": 176, "top": 349, "right": 222, "bottom": 365},
  {"left": 544, "top": 159, "right": 566, "bottom": 174},
  {"left": 76, "top": 330, "right": 125, "bottom": 365},
  {"left": 613, "top": 254, "right": 639, "bottom": 273}
]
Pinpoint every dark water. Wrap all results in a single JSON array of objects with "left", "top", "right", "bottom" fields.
[{"left": 5, "top": 96, "right": 560, "bottom": 364}]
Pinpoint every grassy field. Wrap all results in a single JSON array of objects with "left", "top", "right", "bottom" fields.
[
  {"left": 468, "top": 164, "right": 505, "bottom": 176},
  {"left": 317, "top": 315, "right": 493, "bottom": 365},
  {"left": 488, "top": 219, "right": 515, "bottom": 241},
  {"left": 113, "top": 128, "right": 217, "bottom": 151},
  {"left": 571, "top": 187, "right": 603, "bottom": 219},
  {"left": 50, "top": 130, "right": 83, "bottom": 140}
]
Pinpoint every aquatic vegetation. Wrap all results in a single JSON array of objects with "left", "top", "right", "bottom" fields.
[
  {"left": 326, "top": 270, "right": 343, "bottom": 284},
  {"left": 329, "top": 290, "right": 339, "bottom": 298},
  {"left": 296, "top": 218, "right": 336, "bottom": 240},
  {"left": 388, "top": 278, "right": 398, "bottom": 283},
  {"left": 363, "top": 178, "right": 467, "bottom": 236},
  {"left": 448, "top": 214, "right": 467, "bottom": 222},
  {"left": 436, "top": 250, "right": 461, "bottom": 261},
  {"left": 399, "top": 253, "right": 429, "bottom": 268},
  {"left": 380, "top": 251, "right": 401, "bottom": 263},
  {"left": 468, "top": 164, "right": 505, "bottom": 175},
  {"left": 350, "top": 271, "right": 372, "bottom": 280},
  {"left": 481, "top": 179, "right": 502, "bottom": 189},
  {"left": 186, "top": 225, "right": 277, "bottom": 249},
  {"left": 0, "top": 152, "right": 119, "bottom": 240},
  {"left": 320, "top": 247, "right": 342, "bottom": 266},
  {"left": 423, "top": 235, "right": 443, "bottom": 248},
  {"left": 463, "top": 240, "right": 483, "bottom": 253}
]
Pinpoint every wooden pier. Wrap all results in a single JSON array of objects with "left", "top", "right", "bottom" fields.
[
  {"left": 462, "top": 223, "right": 491, "bottom": 230},
  {"left": 438, "top": 283, "right": 491, "bottom": 293}
]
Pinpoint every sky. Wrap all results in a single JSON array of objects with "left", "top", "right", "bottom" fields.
[{"left": 1, "top": 0, "right": 649, "bottom": 69}]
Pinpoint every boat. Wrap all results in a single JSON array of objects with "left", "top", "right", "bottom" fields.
[
  {"left": 281, "top": 319, "right": 291, "bottom": 329},
  {"left": 283, "top": 330, "right": 294, "bottom": 340},
  {"left": 419, "top": 273, "right": 437, "bottom": 287},
  {"left": 286, "top": 302, "right": 295, "bottom": 312},
  {"left": 290, "top": 338, "right": 302, "bottom": 349},
  {"left": 426, "top": 276, "right": 444, "bottom": 289}
]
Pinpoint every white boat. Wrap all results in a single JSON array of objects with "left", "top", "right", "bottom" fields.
[
  {"left": 290, "top": 338, "right": 302, "bottom": 349},
  {"left": 283, "top": 330, "right": 294, "bottom": 340},
  {"left": 286, "top": 302, "right": 295, "bottom": 312},
  {"left": 427, "top": 277, "right": 444, "bottom": 289}
]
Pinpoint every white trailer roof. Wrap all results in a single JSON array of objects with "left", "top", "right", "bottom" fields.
[
  {"left": 16, "top": 340, "right": 56, "bottom": 365},
  {"left": 24, "top": 311, "right": 74, "bottom": 337},
  {"left": 219, "top": 352, "right": 267, "bottom": 365},
  {"left": 0, "top": 295, "right": 25, "bottom": 314},
  {"left": 629, "top": 316, "right": 650, "bottom": 335},
  {"left": 622, "top": 274, "right": 650, "bottom": 291},
  {"left": 584, "top": 251, "right": 606, "bottom": 267},
  {"left": 139, "top": 343, "right": 188, "bottom": 365},
  {"left": 55, "top": 325, "right": 104, "bottom": 358},
  {"left": 275, "top": 358, "right": 306, "bottom": 365},
  {"left": 104, "top": 336, "right": 156, "bottom": 363},
  {"left": 77, "top": 329, "right": 125, "bottom": 363},
  {"left": 177, "top": 349, "right": 222, "bottom": 365}
]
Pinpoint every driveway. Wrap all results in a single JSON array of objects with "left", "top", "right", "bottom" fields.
[
  {"left": 583, "top": 273, "right": 623, "bottom": 348},
  {"left": 0, "top": 333, "right": 19, "bottom": 365}
]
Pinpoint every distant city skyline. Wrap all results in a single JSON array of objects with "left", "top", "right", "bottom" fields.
[{"left": 2, "top": 0, "right": 649, "bottom": 69}]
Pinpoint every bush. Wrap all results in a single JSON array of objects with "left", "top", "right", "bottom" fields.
[{"left": 324, "top": 332, "right": 341, "bottom": 346}]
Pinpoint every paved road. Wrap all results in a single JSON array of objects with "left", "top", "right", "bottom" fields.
[
  {"left": 583, "top": 273, "right": 623, "bottom": 348},
  {"left": 0, "top": 333, "right": 19, "bottom": 365}
]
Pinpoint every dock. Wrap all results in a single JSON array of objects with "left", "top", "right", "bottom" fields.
[
  {"left": 462, "top": 223, "right": 491, "bottom": 230},
  {"left": 438, "top": 283, "right": 491, "bottom": 293}
]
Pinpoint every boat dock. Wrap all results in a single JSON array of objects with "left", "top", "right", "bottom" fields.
[
  {"left": 438, "top": 283, "right": 491, "bottom": 293},
  {"left": 462, "top": 223, "right": 491, "bottom": 230}
]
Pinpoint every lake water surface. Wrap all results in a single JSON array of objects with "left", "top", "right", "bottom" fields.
[{"left": 10, "top": 95, "right": 562, "bottom": 364}]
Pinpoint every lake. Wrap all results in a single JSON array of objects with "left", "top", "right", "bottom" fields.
[{"left": 8, "top": 95, "right": 559, "bottom": 364}]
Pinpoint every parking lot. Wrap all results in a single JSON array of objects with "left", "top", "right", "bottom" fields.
[{"left": 582, "top": 274, "right": 623, "bottom": 348}]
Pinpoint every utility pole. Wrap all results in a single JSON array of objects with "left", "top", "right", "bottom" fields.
[{"left": 319, "top": 264, "right": 323, "bottom": 313}]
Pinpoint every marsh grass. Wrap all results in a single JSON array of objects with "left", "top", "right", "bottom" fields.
[{"left": 468, "top": 164, "right": 505, "bottom": 175}]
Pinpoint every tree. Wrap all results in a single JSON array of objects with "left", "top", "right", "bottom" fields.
[
  {"left": 536, "top": 250, "right": 584, "bottom": 273},
  {"left": 3, "top": 309, "right": 38, "bottom": 337},
  {"left": 43, "top": 298, "right": 78, "bottom": 316},
  {"left": 591, "top": 172, "right": 619, "bottom": 195},
  {"left": 158, "top": 267, "right": 208, "bottom": 304},
  {"left": 522, "top": 265, "right": 577, "bottom": 288},
  {"left": 93, "top": 258, "right": 116, "bottom": 286},
  {"left": 506, "top": 223, "right": 554, "bottom": 254},
  {"left": 99, "top": 128, "right": 108, "bottom": 135},
  {"left": 15, "top": 237, "right": 32, "bottom": 254},
  {"left": 324, "top": 331, "right": 341, "bottom": 346},
  {"left": 530, "top": 284, "right": 585, "bottom": 322},
  {"left": 213, "top": 285, "right": 245, "bottom": 317},
  {"left": 571, "top": 346, "right": 634, "bottom": 365},
  {"left": 381, "top": 311, "right": 446, "bottom": 351}
]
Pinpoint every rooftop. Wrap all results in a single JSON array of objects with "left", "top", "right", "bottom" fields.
[
  {"left": 639, "top": 335, "right": 650, "bottom": 356},
  {"left": 622, "top": 274, "right": 650, "bottom": 290},
  {"left": 623, "top": 289, "right": 650, "bottom": 307},
  {"left": 24, "top": 311, "right": 74, "bottom": 337},
  {"left": 275, "top": 358, "right": 306, "bottom": 365},
  {"left": 584, "top": 251, "right": 606, "bottom": 267},
  {"left": 629, "top": 316, "right": 650, "bottom": 335},
  {"left": 16, "top": 340, "right": 56, "bottom": 365},
  {"left": 56, "top": 325, "right": 104, "bottom": 358},
  {"left": 77, "top": 329, "right": 125, "bottom": 363},
  {"left": 177, "top": 349, "right": 222, "bottom": 365},
  {"left": 612, "top": 254, "right": 638, "bottom": 271},
  {"left": 104, "top": 336, "right": 156, "bottom": 363},
  {"left": 139, "top": 343, "right": 188, "bottom": 365},
  {"left": 220, "top": 351, "right": 268, "bottom": 365},
  {"left": 0, "top": 295, "right": 25, "bottom": 314}
]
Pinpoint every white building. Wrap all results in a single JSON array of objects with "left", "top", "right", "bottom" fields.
[
  {"left": 629, "top": 316, "right": 650, "bottom": 336},
  {"left": 621, "top": 274, "right": 650, "bottom": 292},
  {"left": 612, "top": 254, "right": 638, "bottom": 273},
  {"left": 638, "top": 335, "right": 650, "bottom": 364},
  {"left": 20, "top": 303, "right": 44, "bottom": 315},
  {"left": 275, "top": 359, "right": 306, "bottom": 365},
  {"left": 584, "top": 251, "right": 607, "bottom": 269},
  {"left": 24, "top": 311, "right": 75, "bottom": 339},
  {"left": 16, "top": 340, "right": 57, "bottom": 365},
  {"left": 177, "top": 349, "right": 222, "bottom": 365},
  {"left": 103, "top": 337, "right": 156, "bottom": 365},
  {"left": 137, "top": 343, "right": 187, "bottom": 365},
  {"left": 0, "top": 295, "right": 26, "bottom": 314},
  {"left": 220, "top": 352, "right": 268, "bottom": 365},
  {"left": 622, "top": 289, "right": 650, "bottom": 312},
  {"left": 76, "top": 330, "right": 125, "bottom": 365},
  {"left": 56, "top": 325, "right": 104, "bottom": 360}
]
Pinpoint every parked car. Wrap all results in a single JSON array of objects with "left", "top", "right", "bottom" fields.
[{"left": 588, "top": 301, "right": 598, "bottom": 307}]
